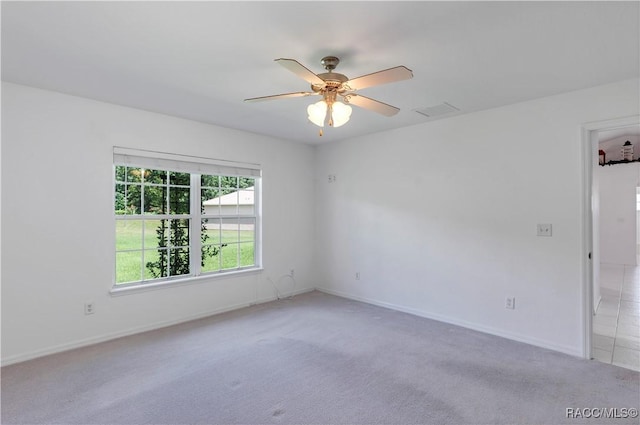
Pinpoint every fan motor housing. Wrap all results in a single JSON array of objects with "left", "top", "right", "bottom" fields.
[
  {"left": 313, "top": 56, "right": 349, "bottom": 92},
  {"left": 317, "top": 73, "right": 348, "bottom": 83},
  {"left": 312, "top": 73, "right": 349, "bottom": 94}
]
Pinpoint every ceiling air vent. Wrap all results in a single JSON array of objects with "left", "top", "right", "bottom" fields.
[{"left": 414, "top": 102, "right": 459, "bottom": 118}]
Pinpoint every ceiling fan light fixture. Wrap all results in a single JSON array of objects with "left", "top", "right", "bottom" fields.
[
  {"left": 330, "top": 101, "right": 352, "bottom": 128},
  {"left": 307, "top": 100, "right": 327, "bottom": 127},
  {"left": 247, "top": 56, "right": 413, "bottom": 135},
  {"left": 307, "top": 99, "right": 352, "bottom": 128}
]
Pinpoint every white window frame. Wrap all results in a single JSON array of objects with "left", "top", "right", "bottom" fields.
[{"left": 112, "top": 147, "right": 262, "bottom": 293}]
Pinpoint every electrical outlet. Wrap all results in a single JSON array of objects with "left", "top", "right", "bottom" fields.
[
  {"left": 537, "top": 223, "right": 552, "bottom": 237},
  {"left": 84, "top": 302, "right": 95, "bottom": 315},
  {"left": 505, "top": 297, "right": 516, "bottom": 310},
  {"left": 328, "top": 174, "right": 336, "bottom": 183},
  {"left": 356, "top": 272, "right": 360, "bottom": 280}
]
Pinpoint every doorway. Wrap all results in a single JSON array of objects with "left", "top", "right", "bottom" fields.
[{"left": 583, "top": 116, "right": 640, "bottom": 371}]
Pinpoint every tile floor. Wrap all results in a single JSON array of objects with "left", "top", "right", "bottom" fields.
[{"left": 592, "top": 262, "right": 640, "bottom": 371}]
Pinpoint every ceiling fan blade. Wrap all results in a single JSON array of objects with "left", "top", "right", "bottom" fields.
[
  {"left": 244, "top": 92, "right": 318, "bottom": 102},
  {"left": 346, "top": 66, "right": 413, "bottom": 91},
  {"left": 275, "top": 58, "right": 326, "bottom": 87},
  {"left": 344, "top": 94, "right": 400, "bottom": 117}
]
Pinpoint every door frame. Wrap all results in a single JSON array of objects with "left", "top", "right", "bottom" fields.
[{"left": 581, "top": 115, "right": 640, "bottom": 359}]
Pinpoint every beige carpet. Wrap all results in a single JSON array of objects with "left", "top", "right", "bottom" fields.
[{"left": 2, "top": 291, "right": 639, "bottom": 424}]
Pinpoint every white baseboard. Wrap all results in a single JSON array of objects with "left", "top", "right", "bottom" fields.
[
  {"left": 316, "top": 287, "right": 582, "bottom": 358},
  {"left": 3, "top": 285, "right": 581, "bottom": 366},
  {"left": 1, "top": 287, "right": 314, "bottom": 367}
]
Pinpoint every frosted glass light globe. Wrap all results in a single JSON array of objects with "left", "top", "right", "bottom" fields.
[
  {"left": 331, "top": 102, "right": 352, "bottom": 127},
  {"left": 307, "top": 101, "right": 327, "bottom": 127}
]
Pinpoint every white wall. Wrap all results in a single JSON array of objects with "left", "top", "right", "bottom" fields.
[
  {"left": 1, "top": 82, "right": 316, "bottom": 365},
  {"left": 315, "top": 79, "right": 640, "bottom": 356},
  {"left": 598, "top": 162, "right": 640, "bottom": 266},
  {"left": 3, "top": 79, "right": 639, "bottom": 365}
]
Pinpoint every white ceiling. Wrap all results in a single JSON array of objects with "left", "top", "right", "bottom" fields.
[{"left": 2, "top": 1, "right": 639, "bottom": 145}]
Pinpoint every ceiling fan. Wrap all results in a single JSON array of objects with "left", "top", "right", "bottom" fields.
[{"left": 244, "top": 56, "right": 413, "bottom": 135}]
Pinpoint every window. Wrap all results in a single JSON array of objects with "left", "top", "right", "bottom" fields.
[{"left": 114, "top": 148, "right": 260, "bottom": 288}]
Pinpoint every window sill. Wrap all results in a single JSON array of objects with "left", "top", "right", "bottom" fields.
[{"left": 109, "top": 267, "right": 264, "bottom": 296}]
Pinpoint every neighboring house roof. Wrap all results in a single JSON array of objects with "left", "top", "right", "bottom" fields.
[{"left": 203, "top": 187, "right": 254, "bottom": 206}]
